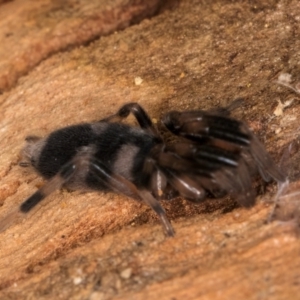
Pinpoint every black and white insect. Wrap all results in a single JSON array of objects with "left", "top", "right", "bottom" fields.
[{"left": 18, "top": 102, "right": 285, "bottom": 236}]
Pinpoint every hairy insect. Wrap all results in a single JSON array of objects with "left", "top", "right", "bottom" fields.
[{"left": 16, "top": 102, "right": 285, "bottom": 236}]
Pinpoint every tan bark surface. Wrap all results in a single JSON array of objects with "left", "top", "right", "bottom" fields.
[
  {"left": 0, "top": 0, "right": 300, "bottom": 299},
  {"left": 0, "top": 0, "right": 161, "bottom": 92}
]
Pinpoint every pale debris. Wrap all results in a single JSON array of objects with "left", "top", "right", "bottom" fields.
[
  {"left": 120, "top": 268, "right": 132, "bottom": 279},
  {"left": 134, "top": 77, "right": 143, "bottom": 85},
  {"left": 273, "top": 98, "right": 294, "bottom": 116},
  {"left": 73, "top": 277, "right": 83, "bottom": 285},
  {"left": 278, "top": 73, "right": 292, "bottom": 84},
  {"left": 275, "top": 73, "right": 300, "bottom": 95}
]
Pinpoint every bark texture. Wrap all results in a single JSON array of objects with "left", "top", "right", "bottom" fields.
[{"left": 0, "top": 0, "right": 299, "bottom": 299}]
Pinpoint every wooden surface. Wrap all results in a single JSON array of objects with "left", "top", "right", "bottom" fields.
[{"left": 0, "top": 0, "right": 299, "bottom": 299}]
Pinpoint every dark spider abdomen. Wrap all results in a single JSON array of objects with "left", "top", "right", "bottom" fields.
[
  {"left": 37, "top": 124, "right": 94, "bottom": 178},
  {"left": 37, "top": 122, "right": 159, "bottom": 190},
  {"left": 88, "top": 123, "right": 159, "bottom": 190}
]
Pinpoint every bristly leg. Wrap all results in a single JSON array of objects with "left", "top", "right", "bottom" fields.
[
  {"left": 162, "top": 108, "right": 285, "bottom": 185},
  {"left": 20, "top": 160, "right": 77, "bottom": 212},
  {"left": 155, "top": 147, "right": 254, "bottom": 206},
  {"left": 208, "top": 98, "right": 245, "bottom": 116},
  {"left": 89, "top": 158, "right": 175, "bottom": 236},
  {"left": 138, "top": 190, "right": 175, "bottom": 237},
  {"left": 100, "top": 102, "right": 161, "bottom": 138},
  {"left": 243, "top": 127, "right": 286, "bottom": 183}
]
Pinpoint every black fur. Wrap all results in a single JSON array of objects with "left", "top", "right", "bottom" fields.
[{"left": 37, "top": 124, "right": 94, "bottom": 178}]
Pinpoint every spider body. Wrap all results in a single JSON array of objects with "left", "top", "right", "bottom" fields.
[
  {"left": 19, "top": 102, "right": 285, "bottom": 236},
  {"left": 24, "top": 122, "right": 158, "bottom": 187}
]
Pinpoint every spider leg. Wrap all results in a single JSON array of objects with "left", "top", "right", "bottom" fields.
[
  {"left": 100, "top": 102, "right": 160, "bottom": 137},
  {"left": 163, "top": 111, "right": 250, "bottom": 147},
  {"left": 162, "top": 110, "right": 285, "bottom": 183},
  {"left": 170, "top": 143, "right": 239, "bottom": 168},
  {"left": 243, "top": 126, "right": 286, "bottom": 183},
  {"left": 137, "top": 190, "right": 175, "bottom": 237},
  {"left": 20, "top": 160, "right": 77, "bottom": 213},
  {"left": 161, "top": 169, "right": 207, "bottom": 202},
  {"left": 143, "top": 149, "right": 207, "bottom": 202},
  {"left": 208, "top": 98, "right": 244, "bottom": 116},
  {"left": 226, "top": 159, "right": 255, "bottom": 207},
  {"left": 89, "top": 158, "right": 141, "bottom": 199},
  {"left": 89, "top": 159, "right": 175, "bottom": 237},
  {"left": 141, "top": 157, "right": 168, "bottom": 199},
  {"left": 168, "top": 142, "right": 254, "bottom": 204},
  {"left": 157, "top": 152, "right": 210, "bottom": 198},
  {"left": 156, "top": 146, "right": 255, "bottom": 206}
]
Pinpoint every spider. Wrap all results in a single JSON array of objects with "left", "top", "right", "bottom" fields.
[{"left": 18, "top": 102, "right": 285, "bottom": 236}]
